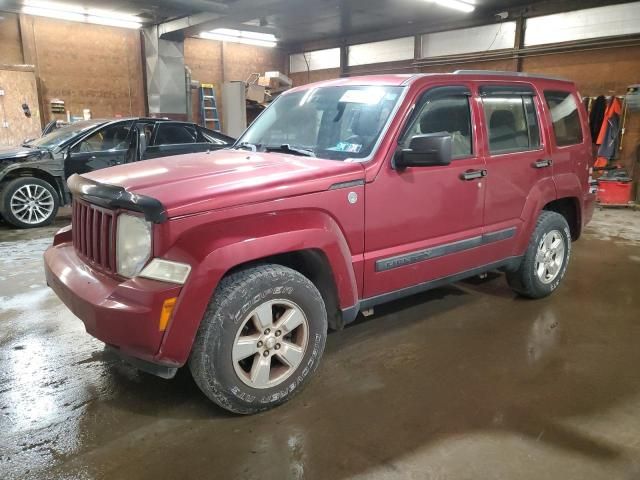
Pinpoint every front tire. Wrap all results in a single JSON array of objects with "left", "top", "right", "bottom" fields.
[
  {"left": 507, "top": 211, "right": 571, "bottom": 299},
  {"left": 1, "top": 177, "right": 59, "bottom": 229},
  {"left": 189, "top": 265, "right": 327, "bottom": 414}
]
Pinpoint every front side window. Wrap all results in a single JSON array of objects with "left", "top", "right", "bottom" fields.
[
  {"left": 72, "top": 122, "right": 133, "bottom": 153},
  {"left": 154, "top": 123, "right": 198, "bottom": 145},
  {"left": 544, "top": 91, "right": 583, "bottom": 147},
  {"left": 401, "top": 93, "right": 473, "bottom": 159},
  {"left": 236, "top": 85, "right": 404, "bottom": 161},
  {"left": 483, "top": 95, "right": 541, "bottom": 154}
]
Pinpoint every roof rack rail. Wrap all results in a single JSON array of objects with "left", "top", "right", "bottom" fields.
[{"left": 453, "top": 70, "right": 570, "bottom": 82}]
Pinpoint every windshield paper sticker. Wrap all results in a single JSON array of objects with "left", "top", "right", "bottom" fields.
[
  {"left": 339, "top": 88, "right": 386, "bottom": 105},
  {"left": 329, "top": 142, "right": 362, "bottom": 153}
]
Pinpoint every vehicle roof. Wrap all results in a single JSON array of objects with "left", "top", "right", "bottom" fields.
[
  {"left": 287, "top": 70, "right": 574, "bottom": 93},
  {"left": 93, "top": 117, "right": 186, "bottom": 123}
]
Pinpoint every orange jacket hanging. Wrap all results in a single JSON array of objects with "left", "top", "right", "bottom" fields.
[{"left": 594, "top": 97, "right": 623, "bottom": 168}]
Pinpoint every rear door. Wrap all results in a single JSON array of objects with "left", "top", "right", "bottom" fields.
[
  {"left": 540, "top": 89, "right": 592, "bottom": 202},
  {"left": 65, "top": 121, "right": 133, "bottom": 178},
  {"left": 477, "top": 83, "right": 555, "bottom": 256},
  {"left": 144, "top": 122, "right": 211, "bottom": 159}
]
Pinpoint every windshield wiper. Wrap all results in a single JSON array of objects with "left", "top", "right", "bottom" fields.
[
  {"left": 235, "top": 142, "right": 259, "bottom": 152},
  {"left": 265, "top": 144, "right": 315, "bottom": 157}
]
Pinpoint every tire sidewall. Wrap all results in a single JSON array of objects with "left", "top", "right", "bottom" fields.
[
  {"left": 527, "top": 214, "right": 572, "bottom": 296},
  {"left": 194, "top": 267, "right": 327, "bottom": 413},
  {"left": 2, "top": 178, "right": 59, "bottom": 228}
]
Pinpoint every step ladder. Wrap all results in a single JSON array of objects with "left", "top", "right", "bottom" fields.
[{"left": 200, "top": 84, "right": 221, "bottom": 131}]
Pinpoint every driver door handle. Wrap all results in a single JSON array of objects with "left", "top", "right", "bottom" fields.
[
  {"left": 461, "top": 169, "right": 487, "bottom": 181},
  {"left": 534, "top": 159, "right": 553, "bottom": 169}
]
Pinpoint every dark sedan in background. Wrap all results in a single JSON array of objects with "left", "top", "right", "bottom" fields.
[{"left": 0, "top": 118, "right": 234, "bottom": 228}]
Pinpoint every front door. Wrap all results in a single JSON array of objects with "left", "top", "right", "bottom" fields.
[
  {"left": 363, "top": 85, "right": 488, "bottom": 299},
  {"left": 65, "top": 121, "right": 133, "bottom": 178}
]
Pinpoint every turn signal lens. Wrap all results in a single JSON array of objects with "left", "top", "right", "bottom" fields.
[
  {"left": 159, "top": 297, "right": 177, "bottom": 331},
  {"left": 139, "top": 259, "right": 191, "bottom": 284}
]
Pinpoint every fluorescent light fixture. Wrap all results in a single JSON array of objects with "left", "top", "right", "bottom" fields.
[
  {"left": 429, "top": 0, "right": 475, "bottom": 13},
  {"left": 23, "top": 0, "right": 142, "bottom": 29},
  {"left": 200, "top": 28, "right": 277, "bottom": 47}
]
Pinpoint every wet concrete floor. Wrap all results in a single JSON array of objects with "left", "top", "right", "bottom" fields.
[{"left": 1, "top": 208, "right": 640, "bottom": 479}]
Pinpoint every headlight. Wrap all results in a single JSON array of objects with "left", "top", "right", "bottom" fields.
[
  {"left": 139, "top": 259, "right": 191, "bottom": 285},
  {"left": 116, "top": 213, "right": 152, "bottom": 278}
]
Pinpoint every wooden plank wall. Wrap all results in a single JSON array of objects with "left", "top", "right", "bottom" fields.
[
  {"left": 19, "top": 15, "right": 146, "bottom": 124},
  {"left": 0, "top": 67, "right": 42, "bottom": 145}
]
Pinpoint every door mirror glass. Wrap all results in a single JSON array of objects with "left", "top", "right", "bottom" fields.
[
  {"left": 395, "top": 132, "right": 452, "bottom": 168},
  {"left": 137, "top": 129, "right": 148, "bottom": 158}
]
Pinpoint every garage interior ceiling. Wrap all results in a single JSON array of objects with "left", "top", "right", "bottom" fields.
[{"left": 0, "top": 0, "right": 635, "bottom": 46}]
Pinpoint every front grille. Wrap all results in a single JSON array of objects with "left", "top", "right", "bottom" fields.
[{"left": 72, "top": 199, "right": 117, "bottom": 273}]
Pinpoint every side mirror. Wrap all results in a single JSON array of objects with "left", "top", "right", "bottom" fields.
[
  {"left": 137, "top": 129, "right": 148, "bottom": 159},
  {"left": 395, "top": 132, "right": 452, "bottom": 168}
]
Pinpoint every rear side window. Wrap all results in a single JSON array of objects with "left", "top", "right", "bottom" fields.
[
  {"left": 482, "top": 95, "right": 541, "bottom": 154},
  {"left": 154, "top": 123, "right": 198, "bottom": 145},
  {"left": 544, "top": 91, "right": 583, "bottom": 146}
]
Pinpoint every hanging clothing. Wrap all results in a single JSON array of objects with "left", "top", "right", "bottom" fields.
[
  {"left": 595, "top": 97, "right": 623, "bottom": 167},
  {"left": 588, "top": 95, "right": 607, "bottom": 142}
]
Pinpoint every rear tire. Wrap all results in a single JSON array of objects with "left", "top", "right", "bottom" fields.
[
  {"left": 507, "top": 211, "right": 571, "bottom": 299},
  {"left": 1, "top": 177, "right": 59, "bottom": 229},
  {"left": 189, "top": 265, "right": 327, "bottom": 414}
]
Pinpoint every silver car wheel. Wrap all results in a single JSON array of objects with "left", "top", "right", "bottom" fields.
[
  {"left": 535, "top": 229, "right": 566, "bottom": 284},
  {"left": 10, "top": 184, "right": 55, "bottom": 225},
  {"left": 232, "top": 299, "right": 309, "bottom": 389}
]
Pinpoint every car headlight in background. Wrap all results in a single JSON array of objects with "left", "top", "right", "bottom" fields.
[
  {"left": 139, "top": 259, "right": 191, "bottom": 285},
  {"left": 116, "top": 213, "right": 152, "bottom": 278}
]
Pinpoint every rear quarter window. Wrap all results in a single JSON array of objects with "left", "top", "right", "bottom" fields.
[{"left": 544, "top": 91, "right": 584, "bottom": 147}]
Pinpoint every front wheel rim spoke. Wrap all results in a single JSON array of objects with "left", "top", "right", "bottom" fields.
[
  {"left": 250, "top": 355, "right": 272, "bottom": 386},
  {"left": 13, "top": 191, "right": 28, "bottom": 202},
  {"left": 33, "top": 188, "right": 47, "bottom": 200},
  {"left": 252, "top": 302, "right": 274, "bottom": 330},
  {"left": 276, "top": 308, "right": 304, "bottom": 335},
  {"left": 276, "top": 341, "right": 304, "bottom": 368},
  {"left": 233, "top": 335, "right": 260, "bottom": 362},
  {"left": 12, "top": 204, "right": 29, "bottom": 214}
]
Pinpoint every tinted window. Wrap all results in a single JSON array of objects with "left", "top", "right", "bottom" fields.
[
  {"left": 483, "top": 95, "right": 541, "bottom": 154},
  {"left": 402, "top": 94, "right": 473, "bottom": 158},
  {"left": 30, "top": 120, "right": 105, "bottom": 150},
  {"left": 72, "top": 122, "right": 133, "bottom": 153},
  {"left": 544, "top": 91, "right": 583, "bottom": 146},
  {"left": 155, "top": 123, "right": 198, "bottom": 145}
]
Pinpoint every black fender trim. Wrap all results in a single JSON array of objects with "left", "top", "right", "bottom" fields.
[{"left": 68, "top": 174, "right": 167, "bottom": 223}]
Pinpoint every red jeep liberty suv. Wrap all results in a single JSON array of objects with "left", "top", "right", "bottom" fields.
[{"left": 45, "top": 71, "right": 595, "bottom": 414}]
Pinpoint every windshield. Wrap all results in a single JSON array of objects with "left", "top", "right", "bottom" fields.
[
  {"left": 27, "top": 120, "right": 105, "bottom": 150},
  {"left": 236, "top": 85, "right": 404, "bottom": 161}
]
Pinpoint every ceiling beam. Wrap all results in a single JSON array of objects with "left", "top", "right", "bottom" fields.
[{"left": 158, "top": 0, "right": 285, "bottom": 40}]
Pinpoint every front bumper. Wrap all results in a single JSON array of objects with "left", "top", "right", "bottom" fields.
[{"left": 44, "top": 241, "right": 183, "bottom": 369}]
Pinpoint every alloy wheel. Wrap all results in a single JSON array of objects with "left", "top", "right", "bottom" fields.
[
  {"left": 10, "top": 184, "right": 55, "bottom": 225},
  {"left": 232, "top": 299, "right": 309, "bottom": 389},
  {"left": 535, "top": 230, "right": 566, "bottom": 284}
]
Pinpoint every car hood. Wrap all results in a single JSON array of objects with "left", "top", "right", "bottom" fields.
[
  {"left": 82, "top": 149, "right": 366, "bottom": 218},
  {"left": 0, "top": 145, "right": 45, "bottom": 161}
]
